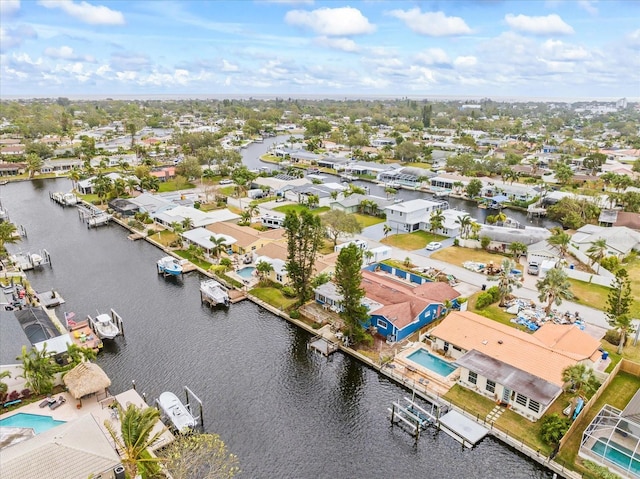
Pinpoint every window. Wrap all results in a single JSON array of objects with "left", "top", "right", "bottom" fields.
[
  {"left": 276, "top": 274, "right": 282, "bottom": 282},
  {"left": 485, "top": 380, "right": 495, "bottom": 394},
  {"left": 516, "top": 393, "right": 528, "bottom": 407},
  {"left": 468, "top": 371, "right": 477, "bottom": 385},
  {"left": 528, "top": 400, "right": 540, "bottom": 414},
  {"left": 376, "top": 319, "right": 387, "bottom": 329}
]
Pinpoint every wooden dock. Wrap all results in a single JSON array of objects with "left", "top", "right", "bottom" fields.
[
  {"left": 308, "top": 334, "right": 339, "bottom": 357},
  {"left": 77, "top": 203, "right": 112, "bottom": 228},
  {"left": 35, "top": 290, "right": 65, "bottom": 308}
]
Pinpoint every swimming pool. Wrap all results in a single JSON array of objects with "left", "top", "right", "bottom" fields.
[
  {"left": 237, "top": 266, "right": 256, "bottom": 279},
  {"left": 0, "top": 412, "right": 66, "bottom": 434},
  {"left": 407, "top": 349, "right": 457, "bottom": 377},
  {"left": 591, "top": 438, "right": 640, "bottom": 477}
]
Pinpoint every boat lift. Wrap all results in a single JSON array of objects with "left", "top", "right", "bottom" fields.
[
  {"left": 10, "top": 249, "right": 52, "bottom": 271},
  {"left": 155, "top": 386, "right": 204, "bottom": 433},
  {"left": 388, "top": 397, "right": 439, "bottom": 439},
  {"left": 87, "top": 309, "right": 125, "bottom": 339},
  {"left": 77, "top": 203, "right": 112, "bottom": 228}
]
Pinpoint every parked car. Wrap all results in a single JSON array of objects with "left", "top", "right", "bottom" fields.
[
  {"left": 426, "top": 242, "right": 442, "bottom": 251},
  {"left": 527, "top": 261, "right": 540, "bottom": 275},
  {"left": 219, "top": 179, "right": 233, "bottom": 185}
]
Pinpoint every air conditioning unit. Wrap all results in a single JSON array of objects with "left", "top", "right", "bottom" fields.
[{"left": 114, "top": 465, "right": 126, "bottom": 479}]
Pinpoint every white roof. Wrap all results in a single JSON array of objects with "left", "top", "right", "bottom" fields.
[
  {"left": 34, "top": 334, "right": 73, "bottom": 355},
  {"left": 129, "top": 193, "right": 174, "bottom": 213},
  {"left": 159, "top": 206, "right": 240, "bottom": 227},
  {"left": 572, "top": 225, "right": 640, "bottom": 255},
  {"left": 385, "top": 198, "right": 443, "bottom": 213},
  {"left": 253, "top": 177, "right": 310, "bottom": 191},
  {"left": 182, "top": 228, "right": 236, "bottom": 249},
  {"left": 255, "top": 256, "right": 286, "bottom": 275}
]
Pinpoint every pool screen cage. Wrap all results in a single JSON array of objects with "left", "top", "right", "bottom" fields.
[{"left": 580, "top": 404, "right": 640, "bottom": 478}]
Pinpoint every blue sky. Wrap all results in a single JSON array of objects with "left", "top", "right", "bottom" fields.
[{"left": 1, "top": 0, "right": 638, "bottom": 98}]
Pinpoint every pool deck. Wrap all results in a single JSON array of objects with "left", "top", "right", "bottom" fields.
[
  {"left": 0, "top": 388, "right": 174, "bottom": 453},
  {"left": 391, "top": 343, "right": 459, "bottom": 397}
]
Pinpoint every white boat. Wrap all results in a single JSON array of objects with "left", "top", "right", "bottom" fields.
[
  {"left": 157, "top": 256, "right": 183, "bottom": 276},
  {"left": 30, "top": 253, "right": 43, "bottom": 266},
  {"left": 200, "top": 279, "right": 230, "bottom": 306},
  {"left": 158, "top": 391, "right": 196, "bottom": 432},
  {"left": 88, "top": 310, "right": 122, "bottom": 340},
  {"left": 61, "top": 192, "right": 79, "bottom": 205}
]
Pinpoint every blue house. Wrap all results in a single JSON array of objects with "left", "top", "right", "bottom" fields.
[{"left": 313, "top": 269, "right": 460, "bottom": 343}]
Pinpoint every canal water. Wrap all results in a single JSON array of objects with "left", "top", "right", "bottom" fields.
[
  {"left": 1, "top": 179, "right": 553, "bottom": 478},
  {"left": 242, "top": 137, "right": 558, "bottom": 229}
]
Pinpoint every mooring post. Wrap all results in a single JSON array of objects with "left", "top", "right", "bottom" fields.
[
  {"left": 132, "top": 380, "right": 136, "bottom": 390},
  {"left": 390, "top": 403, "right": 395, "bottom": 425}
]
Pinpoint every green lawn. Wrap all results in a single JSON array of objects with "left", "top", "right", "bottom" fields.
[
  {"left": 272, "top": 204, "right": 329, "bottom": 215},
  {"left": 380, "top": 230, "right": 446, "bottom": 250},
  {"left": 157, "top": 180, "right": 195, "bottom": 192},
  {"left": 467, "top": 292, "right": 519, "bottom": 329},
  {"left": 219, "top": 186, "right": 235, "bottom": 196},
  {"left": 353, "top": 213, "right": 385, "bottom": 228},
  {"left": 147, "top": 230, "right": 178, "bottom": 247},
  {"left": 556, "top": 372, "right": 640, "bottom": 476},
  {"left": 444, "top": 384, "right": 496, "bottom": 419},
  {"left": 250, "top": 286, "right": 297, "bottom": 310},
  {"left": 174, "top": 250, "right": 212, "bottom": 270}
]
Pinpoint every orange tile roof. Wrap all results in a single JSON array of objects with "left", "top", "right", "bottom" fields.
[
  {"left": 206, "top": 222, "right": 284, "bottom": 248},
  {"left": 533, "top": 323, "right": 601, "bottom": 360},
  {"left": 430, "top": 311, "right": 599, "bottom": 386}
]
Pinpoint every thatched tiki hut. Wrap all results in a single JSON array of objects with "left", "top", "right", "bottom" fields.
[{"left": 63, "top": 362, "right": 111, "bottom": 406}]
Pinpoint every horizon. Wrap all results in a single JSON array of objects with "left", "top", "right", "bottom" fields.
[
  {"left": 3, "top": 93, "right": 639, "bottom": 104},
  {"left": 1, "top": 1, "right": 638, "bottom": 98}
]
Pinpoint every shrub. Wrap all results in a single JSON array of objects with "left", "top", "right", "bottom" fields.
[
  {"left": 453, "top": 238, "right": 459, "bottom": 247},
  {"left": 8, "top": 390, "right": 20, "bottom": 401},
  {"left": 487, "top": 286, "right": 500, "bottom": 303},
  {"left": 289, "top": 310, "right": 300, "bottom": 319},
  {"left": 475, "top": 292, "right": 495, "bottom": 309},
  {"left": 604, "top": 329, "right": 621, "bottom": 346},
  {"left": 583, "top": 460, "right": 623, "bottom": 479},
  {"left": 540, "top": 413, "right": 570, "bottom": 446},
  {"left": 281, "top": 286, "right": 296, "bottom": 298},
  {"left": 20, "top": 388, "right": 31, "bottom": 399},
  {"left": 599, "top": 256, "right": 620, "bottom": 273},
  {"left": 480, "top": 236, "right": 491, "bottom": 249}
]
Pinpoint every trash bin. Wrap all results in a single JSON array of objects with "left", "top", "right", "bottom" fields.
[
  {"left": 481, "top": 284, "right": 487, "bottom": 291},
  {"left": 569, "top": 264, "right": 575, "bottom": 269},
  {"left": 602, "top": 351, "right": 609, "bottom": 360}
]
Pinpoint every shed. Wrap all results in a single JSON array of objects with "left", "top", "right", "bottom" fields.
[{"left": 63, "top": 362, "right": 111, "bottom": 403}]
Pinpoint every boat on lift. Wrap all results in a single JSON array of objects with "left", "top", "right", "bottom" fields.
[
  {"left": 158, "top": 391, "right": 197, "bottom": 433},
  {"left": 157, "top": 256, "right": 183, "bottom": 276},
  {"left": 88, "top": 310, "right": 122, "bottom": 340},
  {"left": 200, "top": 279, "right": 230, "bottom": 306}
]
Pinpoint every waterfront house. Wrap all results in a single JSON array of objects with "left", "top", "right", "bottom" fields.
[
  {"left": 377, "top": 165, "right": 436, "bottom": 188},
  {"left": 598, "top": 210, "right": 640, "bottom": 230},
  {"left": 429, "top": 311, "right": 602, "bottom": 421},
  {"left": 206, "top": 222, "right": 284, "bottom": 255},
  {"left": 384, "top": 198, "right": 448, "bottom": 234},
  {"left": 154, "top": 205, "right": 240, "bottom": 229},
  {"left": 128, "top": 192, "right": 175, "bottom": 215},
  {"left": 330, "top": 193, "right": 394, "bottom": 215},
  {"left": 76, "top": 172, "right": 132, "bottom": 195},
  {"left": 0, "top": 415, "right": 123, "bottom": 479},
  {"left": 0, "top": 162, "right": 26, "bottom": 177},
  {"left": 314, "top": 270, "right": 458, "bottom": 342},
  {"left": 182, "top": 227, "right": 236, "bottom": 256},
  {"left": 253, "top": 241, "right": 333, "bottom": 286}
]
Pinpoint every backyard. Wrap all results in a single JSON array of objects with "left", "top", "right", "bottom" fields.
[
  {"left": 353, "top": 213, "right": 385, "bottom": 228},
  {"left": 555, "top": 371, "right": 640, "bottom": 477},
  {"left": 273, "top": 204, "right": 330, "bottom": 216},
  {"left": 250, "top": 286, "right": 298, "bottom": 311},
  {"left": 568, "top": 274, "right": 640, "bottom": 318},
  {"left": 381, "top": 230, "right": 446, "bottom": 250}
]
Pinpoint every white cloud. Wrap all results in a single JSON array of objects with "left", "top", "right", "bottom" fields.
[
  {"left": 453, "top": 56, "right": 477, "bottom": 68},
  {"left": 415, "top": 48, "right": 450, "bottom": 66},
  {"left": 0, "top": 25, "right": 37, "bottom": 52},
  {"left": 44, "top": 45, "right": 95, "bottom": 62},
  {"left": 315, "top": 36, "right": 359, "bottom": 52},
  {"left": 578, "top": 0, "right": 598, "bottom": 15},
  {"left": 262, "top": 0, "right": 314, "bottom": 4},
  {"left": 627, "top": 29, "right": 640, "bottom": 48},
  {"left": 387, "top": 9, "right": 472, "bottom": 37},
  {"left": 285, "top": 7, "right": 375, "bottom": 36},
  {"left": 38, "top": 0, "right": 125, "bottom": 25},
  {"left": 505, "top": 13, "right": 574, "bottom": 35},
  {"left": 541, "top": 39, "right": 589, "bottom": 61},
  {"left": 221, "top": 59, "right": 239, "bottom": 72},
  {"left": 0, "top": 0, "right": 21, "bottom": 16}
]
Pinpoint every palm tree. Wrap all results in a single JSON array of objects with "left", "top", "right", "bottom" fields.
[
  {"left": 181, "top": 217, "right": 194, "bottom": 231},
  {"left": 495, "top": 259, "right": 522, "bottom": 306},
  {"left": 246, "top": 203, "right": 260, "bottom": 218},
  {"left": 536, "top": 267, "right": 575, "bottom": 315},
  {"left": 364, "top": 250, "right": 374, "bottom": 265},
  {"left": 256, "top": 260, "right": 274, "bottom": 283},
  {"left": 170, "top": 222, "right": 184, "bottom": 247},
  {"left": 104, "top": 403, "right": 165, "bottom": 479},
  {"left": 69, "top": 168, "right": 81, "bottom": 191},
  {"left": 126, "top": 177, "right": 139, "bottom": 195},
  {"left": 92, "top": 174, "right": 113, "bottom": 205},
  {"left": 209, "top": 236, "right": 228, "bottom": 259},
  {"left": 586, "top": 239, "right": 607, "bottom": 269},
  {"left": 508, "top": 242, "right": 528, "bottom": 261},
  {"left": 0, "top": 221, "right": 20, "bottom": 256},
  {"left": 455, "top": 214, "right": 473, "bottom": 239},
  {"left": 239, "top": 210, "right": 252, "bottom": 226},
  {"left": 25, "top": 153, "right": 43, "bottom": 179},
  {"left": 429, "top": 210, "right": 445, "bottom": 234},
  {"left": 17, "top": 345, "right": 57, "bottom": 395},
  {"left": 0, "top": 370, "right": 11, "bottom": 400},
  {"left": 548, "top": 227, "right": 571, "bottom": 258},
  {"left": 383, "top": 224, "right": 392, "bottom": 238},
  {"left": 112, "top": 178, "right": 127, "bottom": 198},
  {"left": 561, "top": 364, "right": 600, "bottom": 398}
]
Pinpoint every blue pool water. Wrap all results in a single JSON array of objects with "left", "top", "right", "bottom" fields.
[
  {"left": 407, "top": 349, "right": 457, "bottom": 377},
  {"left": 592, "top": 438, "right": 640, "bottom": 477},
  {"left": 237, "top": 266, "right": 256, "bottom": 279},
  {"left": 0, "top": 413, "right": 66, "bottom": 434}
]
